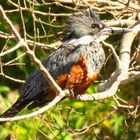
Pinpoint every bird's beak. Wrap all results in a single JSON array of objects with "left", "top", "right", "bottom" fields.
[{"left": 102, "top": 27, "right": 133, "bottom": 35}]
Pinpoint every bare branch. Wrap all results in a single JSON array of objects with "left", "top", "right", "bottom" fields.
[
  {"left": 0, "top": 72, "right": 25, "bottom": 83},
  {"left": 0, "top": 89, "right": 69, "bottom": 122},
  {"left": 66, "top": 110, "right": 116, "bottom": 135},
  {"left": 0, "top": 43, "right": 21, "bottom": 57},
  {"left": 0, "top": 5, "right": 64, "bottom": 94}
]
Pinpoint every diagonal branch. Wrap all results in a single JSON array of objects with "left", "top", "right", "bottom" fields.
[
  {"left": 0, "top": 5, "right": 63, "bottom": 95},
  {"left": 0, "top": 4, "right": 67, "bottom": 123},
  {"left": 0, "top": 42, "right": 21, "bottom": 57},
  {"left": 0, "top": 89, "right": 69, "bottom": 122}
]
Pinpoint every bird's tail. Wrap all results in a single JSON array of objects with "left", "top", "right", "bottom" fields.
[{"left": 0, "top": 99, "right": 30, "bottom": 125}]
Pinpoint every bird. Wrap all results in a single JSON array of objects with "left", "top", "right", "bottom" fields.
[{"left": 0, "top": 9, "right": 131, "bottom": 124}]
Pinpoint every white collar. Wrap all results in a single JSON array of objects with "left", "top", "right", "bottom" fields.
[{"left": 64, "top": 35, "right": 94, "bottom": 46}]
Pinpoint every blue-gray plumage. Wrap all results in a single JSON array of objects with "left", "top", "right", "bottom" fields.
[{"left": 0, "top": 9, "right": 120, "bottom": 124}]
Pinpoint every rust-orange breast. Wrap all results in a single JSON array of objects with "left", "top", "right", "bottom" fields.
[
  {"left": 48, "top": 55, "right": 99, "bottom": 100},
  {"left": 66, "top": 56, "right": 99, "bottom": 96}
]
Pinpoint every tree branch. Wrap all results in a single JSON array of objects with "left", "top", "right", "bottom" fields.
[
  {"left": 0, "top": 5, "right": 64, "bottom": 94},
  {"left": 0, "top": 3, "right": 140, "bottom": 123},
  {"left": 0, "top": 89, "right": 69, "bottom": 122}
]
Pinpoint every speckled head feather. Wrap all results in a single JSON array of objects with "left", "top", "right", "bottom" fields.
[{"left": 62, "top": 9, "right": 105, "bottom": 41}]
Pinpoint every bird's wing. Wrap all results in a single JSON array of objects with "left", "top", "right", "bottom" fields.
[
  {"left": 0, "top": 43, "right": 99, "bottom": 120},
  {"left": 20, "top": 44, "right": 85, "bottom": 102}
]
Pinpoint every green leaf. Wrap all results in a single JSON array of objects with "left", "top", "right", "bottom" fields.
[{"left": 0, "top": 86, "right": 10, "bottom": 93}]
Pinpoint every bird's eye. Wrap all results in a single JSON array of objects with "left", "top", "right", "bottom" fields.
[{"left": 91, "top": 23, "right": 100, "bottom": 29}]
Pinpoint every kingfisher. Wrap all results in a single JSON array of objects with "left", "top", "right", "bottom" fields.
[{"left": 0, "top": 9, "right": 131, "bottom": 124}]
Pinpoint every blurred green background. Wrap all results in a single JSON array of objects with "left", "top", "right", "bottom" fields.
[{"left": 0, "top": 0, "right": 140, "bottom": 140}]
